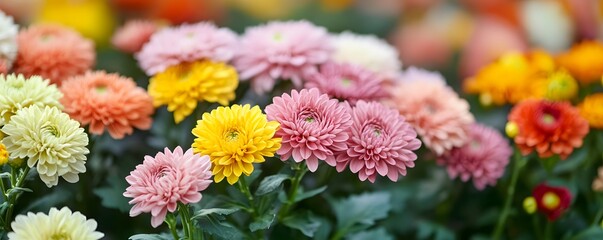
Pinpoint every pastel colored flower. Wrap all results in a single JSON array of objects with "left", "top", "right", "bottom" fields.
[
  {"left": 192, "top": 104, "right": 281, "bottom": 185},
  {"left": 234, "top": 20, "right": 332, "bottom": 94},
  {"left": 390, "top": 67, "right": 474, "bottom": 155},
  {"left": 437, "top": 123, "right": 512, "bottom": 190},
  {"left": 331, "top": 31, "right": 401, "bottom": 75},
  {"left": 8, "top": 207, "right": 103, "bottom": 240},
  {"left": 265, "top": 88, "right": 352, "bottom": 171},
  {"left": 557, "top": 41, "right": 603, "bottom": 85},
  {"left": 578, "top": 93, "right": 603, "bottom": 129},
  {"left": 520, "top": 0, "right": 573, "bottom": 53},
  {"left": 391, "top": 22, "right": 452, "bottom": 69},
  {"left": 123, "top": 147, "right": 212, "bottom": 228},
  {"left": 335, "top": 101, "right": 420, "bottom": 182},
  {"left": 112, "top": 20, "right": 159, "bottom": 53},
  {"left": 508, "top": 99, "right": 589, "bottom": 159},
  {"left": 0, "top": 74, "right": 63, "bottom": 126},
  {"left": 136, "top": 22, "right": 237, "bottom": 75},
  {"left": 60, "top": 71, "right": 154, "bottom": 139},
  {"left": 13, "top": 24, "right": 95, "bottom": 85},
  {"left": 532, "top": 184, "right": 572, "bottom": 221},
  {"left": 0, "top": 11, "right": 18, "bottom": 70},
  {"left": 1, "top": 106, "right": 89, "bottom": 187},
  {"left": 148, "top": 61, "right": 238, "bottom": 123},
  {"left": 305, "top": 62, "right": 387, "bottom": 105}
]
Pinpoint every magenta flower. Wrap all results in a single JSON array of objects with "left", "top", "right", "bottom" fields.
[
  {"left": 234, "top": 20, "right": 332, "bottom": 94},
  {"left": 123, "top": 147, "right": 212, "bottom": 228},
  {"left": 265, "top": 88, "right": 352, "bottom": 172},
  {"left": 305, "top": 62, "right": 388, "bottom": 105},
  {"left": 437, "top": 123, "right": 511, "bottom": 190},
  {"left": 335, "top": 101, "right": 421, "bottom": 182},
  {"left": 136, "top": 22, "right": 237, "bottom": 75}
]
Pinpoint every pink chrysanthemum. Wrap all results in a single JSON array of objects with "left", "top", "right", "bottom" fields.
[
  {"left": 305, "top": 62, "right": 388, "bottom": 105},
  {"left": 265, "top": 88, "right": 351, "bottom": 172},
  {"left": 112, "top": 20, "right": 159, "bottom": 54},
  {"left": 60, "top": 71, "right": 155, "bottom": 139},
  {"left": 12, "top": 24, "right": 95, "bottom": 85},
  {"left": 437, "top": 123, "right": 512, "bottom": 190},
  {"left": 123, "top": 147, "right": 212, "bottom": 228},
  {"left": 335, "top": 101, "right": 421, "bottom": 183},
  {"left": 390, "top": 67, "right": 474, "bottom": 155},
  {"left": 234, "top": 20, "right": 332, "bottom": 94},
  {"left": 136, "top": 22, "right": 237, "bottom": 75}
]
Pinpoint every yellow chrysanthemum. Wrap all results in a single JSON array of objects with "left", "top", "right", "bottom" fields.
[
  {"left": 8, "top": 207, "right": 104, "bottom": 240},
  {"left": 191, "top": 104, "right": 281, "bottom": 185},
  {"left": 149, "top": 61, "right": 238, "bottom": 123},
  {"left": 0, "top": 143, "right": 8, "bottom": 166},
  {"left": 1, "top": 106, "right": 89, "bottom": 187},
  {"left": 579, "top": 93, "right": 603, "bottom": 129},
  {"left": 557, "top": 41, "right": 603, "bottom": 85},
  {"left": 541, "top": 70, "right": 578, "bottom": 101},
  {"left": 0, "top": 74, "right": 63, "bottom": 126}
]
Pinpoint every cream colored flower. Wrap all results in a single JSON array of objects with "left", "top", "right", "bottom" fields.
[
  {"left": 8, "top": 207, "right": 104, "bottom": 240},
  {"left": 0, "top": 74, "right": 62, "bottom": 126},
  {"left": 0, "top": 11, "right": 18, "bottom": 69},
  {"left": 1, "top": 106, "right": 88, "bottom": 187},
  {"left": 331, "top": 32, "right": 401, "bottom": 75}
]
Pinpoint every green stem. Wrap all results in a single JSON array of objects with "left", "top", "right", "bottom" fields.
[
  {"left": 0, "top": 177, "right": 7, "bottom": 201},
  {"left": 3, "top": 167, "right": 31, "bottom": 231},
  {"left": 492, "top": 150, "right": 527, "bottom": 240},
  {"left": 237, "top": 177, "right": 264, "bottom": 239},
  {"left": 330, "top": 228, "right": 346, "bottom": 240},
  {"left": 532, "top": 215, "right": 543, "bottom": 240},
  {"left": 592, "top": 207, "right": 603, "bottom": 226},
  {"left": 179, "top": 203, "right": 194, "bottom": 240},
  {"left": 278, "top": 163, "right": 308, "bottom": 220},
  {"left": 544, "top": 221, "right": 552, "bottom": 240},
  {"left": 166, "top": 213, "right": 181, "bottom": 240}
]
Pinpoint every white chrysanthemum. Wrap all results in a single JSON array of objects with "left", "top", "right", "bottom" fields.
[
  {"left": 0, "top": 74, "right": 63, "bottom": 126},
  {"left": 0, "top": 11, "right": 18, "bottom": 69},
  {"left": 521, "top": 0, "right": 573, "bottom": 53},
  {"left": 331, "top": 31, "right": 401, "bottom": 74},
  {"left": 8, "top": 207, "right": 104, "bottom": 240},
  {"left": 1, "top": 106, "right": 89, "bottom": 187}
]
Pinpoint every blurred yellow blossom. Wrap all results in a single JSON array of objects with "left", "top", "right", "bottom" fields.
[
  {"left": 557, "top": 41, "right": 603, "bottom": 85},
  {"left": 579, "top": 93, "right": 603, "bottom": 129},
  {"left": 523, "top": 197, "right": 537, "bottom": 214},
  {"left": 541, "top": 70, "right": 578, "bottom": 101}
]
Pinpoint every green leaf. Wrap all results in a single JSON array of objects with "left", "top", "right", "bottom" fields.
[
  {"left": 128, "top": 233, "right": 170, "bottom": 240},
  {"left": 294, "top": 186, "right": 328, "bottom": 202},
  {"left": 554, "top": 145, "right": 589, "bottom": 174},
  {"left": 193, "top": 207, "right": 241, "bottom": 219},
  {"left": 93, "top": 173, "right": 131, "bottom": 213},
  {"left": 197, "top": 217, "right": 245, "bottom": 240},
  {"left": 417, "top": 221, "right": 455, "bottom": 240},
  {"left": 572, "top": 226, "right": 603, "bottom": 240},
  {"left": 348, "top": 228, "right": 395, "bottom": 240},
  {"left": 249, "top": 210, "right": 277, "bottom": 232},
  {"left": 255, "top": 174, "right": 289, "bottom": 196},
  {"left": 22, "top": 190, "right": 72, "bottom": 212},
  {"left": 541, "top": 155, "right": 560, "bottom": 174},
  {"left": 330, "top": 192, "right": 391, "bottom": 235},
  {"left": 312, "top": 216, "right": 333, "bottom": 240},
  {"left": 282, "top": 211, "right": 321, "bottom": 237}
]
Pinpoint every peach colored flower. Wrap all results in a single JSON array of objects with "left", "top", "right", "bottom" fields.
[{"left": 111, "top": 20, "right": 159, "bottom": 54}]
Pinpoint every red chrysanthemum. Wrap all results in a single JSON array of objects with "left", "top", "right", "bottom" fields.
[{"left": 532, "top": 184, "right": 572, "bottom": 221}]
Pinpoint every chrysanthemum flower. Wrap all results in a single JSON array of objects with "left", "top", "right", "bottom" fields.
[
  {"left": 112, "top": 20, "right": 159, "bottom": 54},
  {"left": 335, "top": 101, "right": 420, "bottom": 182},
  {"left": 13, "top": 24, "right": 95, "bottom": 85},
  {"left": 592, "top": 167, "right": 603, "bottom": 192},
  {"left": 508, "top": 99, "right": 589, "bottom": 159},
  {"left": 234, "top": 20, "right": 332, "bottom": 94},
  {"left": 265, "top": 88, "right": 352, "bottom": 171},
  {"left": 123, "top": 147, "right": 212, "bottom": 228},
  {"left": 136, "top": 22, "right": 237, "bottom": 75},
  {"left": 8, "top": 207, "right": 104, "bottom": 240},
  {"left": 0, "top": 11, "right": 18, "bottom": 71},
  {"left": 192, "top": 104, "right": 281, "bottom": 185},
  {"left": 0, "top": 74, "right": 63, "bottom": 126},
  {"left": 437, "top": 123, "right": 511, "bottom": 190},
  {"left": 1, "top": 106, "right": 89, "bottom": 187},
  {"left": 331, "top": 31, "right": 401, "bottom": 76},
  {"left": 305, "top": 62, "right": 387, "bottom": 105},
  {"left": 532, "top": 184, "right": 572, "bottom": 221},
  {"left": 390, "top": 67, "right": 474, "bottom": 155},
  {"left": 148, "top": 61, "right": 238, "bottom": 123},
  {"left": 578, "top": 93, "right": 603, "bottom": 129},
  {"left": 60, "top": 71, "right": 154, "bottom": 139},
  {"left": 557, "top": 41, "right": 603, "bottom": 84},
  {"left": 541, "top": 70, "right": 578, "bottom": 101}
]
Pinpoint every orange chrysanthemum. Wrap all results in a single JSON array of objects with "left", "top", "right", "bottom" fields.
[
  {"left": 508, "top": 99, "right": 589, "bottom": 159},
  {"left": 556, "top": 41, "right": 603, "bottom": 85},
  {"left": 60, "top": 71, "right": 154, "bottom": 139},
  {"left": 13, "top": 24, "right": 95, "bottom": 85},
  {"left": 578, "top": 93, "right": 603, "bottom": 129}
]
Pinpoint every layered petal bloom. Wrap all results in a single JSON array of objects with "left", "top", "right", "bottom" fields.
[
  {"left": 532, "top": 184, "right": 572, "bottom": 221},
  {"left": 437, "top": 123, "right": 512, "bottom": 190},
  {"left": 578, "top": 93, "right": 603, "bottom": 129},
  {"left": 13, "top": 24, "right": 95, "bottom": 85},
  {"left": 0, "top": 74, "right": 63, "bottom": 126},
  {"left": 508, "top": 99, "right": 589, "bottom": 159},
  {"left": 265, "top": 88, "right": 352, "bottom": 171},
  {"left": 8, "top": 207, "right": 104, "bottom": 240},
  {"left": 390, "top": 67, "right": 474, "bottom": 155},
  {"left": 305, "top": 62, "right": 387, "bottom": 105},
  {"left": 540, "top": 70, "right": 578, "bottom": 101},
  {"left": 112, "top": 20, "right": 159, "bottom": 53},
  {"left": 234, "top": 20, "right": 332, "bottom": 94},
  {"left": 335, "top": 101, "right": 421, "bottom": 183},
  {"left": 60, "top": 71, "right": 155, "bottom": 139},
  {"left": 1, "top": 106, "right": 89, "bottom": 187},
  {"left": 192, "top": 104, "right": 281, "bottom": 185},
  {"left": 148, "top": 61, "right": 238, "bottom": 123},
  {"left": 123, "top": 147, "right": 212, "bottom": 228},
  {"left": 136, "top": 22, "right": 237, "bottom": 75},
  {"left": 331, "top": 31, "right": 401, "bottom": 76},
  {"left": 557, "top": 41, "right": 603, "bottom": 85},
  {"left": 0, "top": 142, "right": 7, "bottom": 165},
  {"left": 0, "top": 11, "right": 18, "bottom": 71}
]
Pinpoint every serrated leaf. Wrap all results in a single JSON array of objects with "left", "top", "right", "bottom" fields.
[
  {"left": 198, "top": 218, "right": 245, "bottom": 240},
  {"left": 256, "top": 174, "right": 289, "bottom": 196},
  {"left": 282, "top": 211, "right": 321, "bottom": 237},
  {"left": 294, "top": 186, "right": 327, "bottom": 202},
  {"left": 129, "top": 233, "right": 170, "bottom": 240},
  {"left": 249, "top": 210, "right": 276, "bottom": 232},
  {"left": 193, "top": 207, "right": 241, "bottom": 219},
  {"left": 348, "top": 228, "right": 394, "bottom": 240},
  {"left": 330, "top": 192, "right": 391, "bottom": 235},
  {"left": 93, "top": 173, "right": 130, "bottom": 213}
]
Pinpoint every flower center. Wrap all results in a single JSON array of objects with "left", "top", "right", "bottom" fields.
[
  {"left": 40, "top": 34, "right": 54, "bottom": 42},
  {"left": 273, "top": 32, "right": 283, "bottom": 42},
  {"left": 373, "top": 128, "right": 382, "bottom": 136},
  {"left": 536, "top": 104, "right": 561, "bottom": 133},
  {"left": 305, "top": 116, "right": 314, "bottom": 123},
  {"left": 50, "top": 232, "right": 71, "bottom": 240},
  {"left": 541, "top": 114, "right": 555, "bottom": 125},
  {"left": 469, "top": 140, "right": 481, "bottom": 150},
  {"left": 542, "top": 192, "right": 560, "bottom": 210},
  {"left": 340, "top": 78, "right": 352, "bottom": 87},
  {"left": 94, "top": 85, "right": 108, "bottom": 94},
  {"left": 42, "top": 125, "right": 60, "bottom": 137},
  {"left": 225, "top": 130, "right": 239, "bottom": 141}
]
